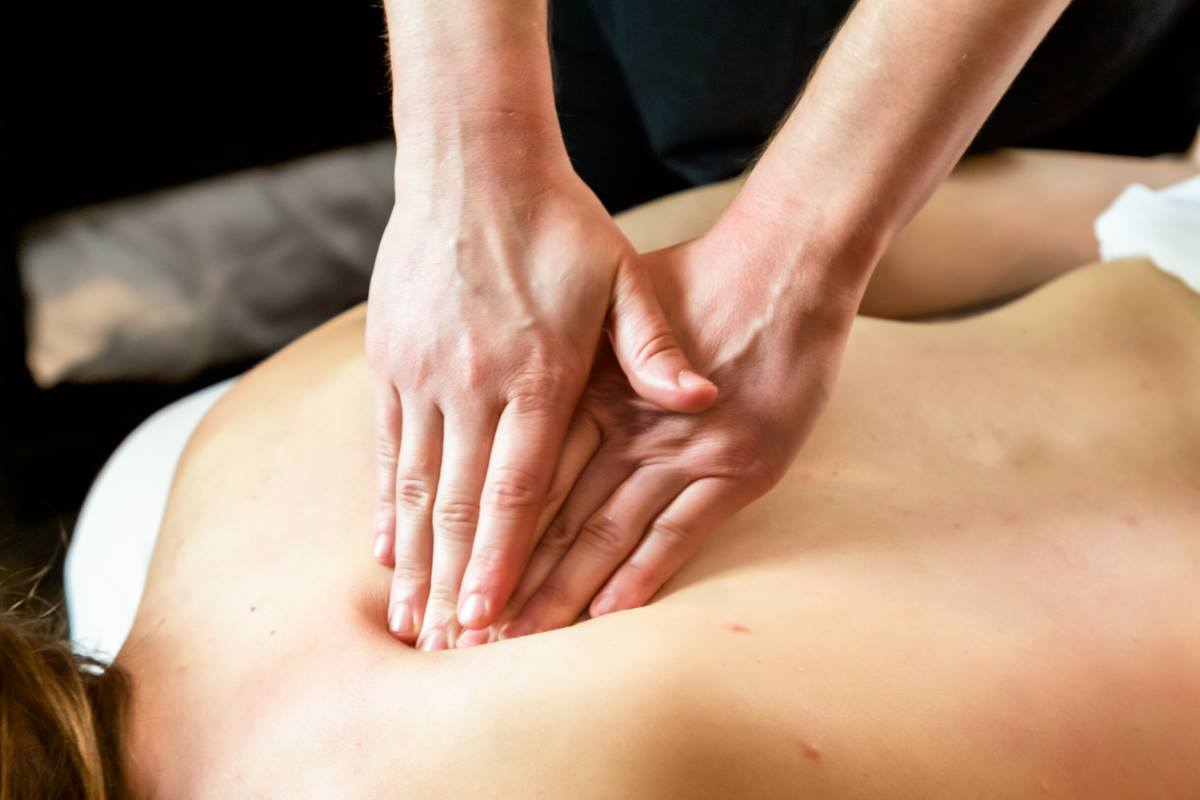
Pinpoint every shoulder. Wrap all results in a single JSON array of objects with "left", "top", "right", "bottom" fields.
[{"left": 176, "top": 303, "right": 370, "bottom": 481}]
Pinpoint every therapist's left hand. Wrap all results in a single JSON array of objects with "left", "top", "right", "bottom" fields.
[{"left": 489, "top": 226, "right": 861, "bottom": 639}]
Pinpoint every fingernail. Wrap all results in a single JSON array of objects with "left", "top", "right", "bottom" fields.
[
  {"left": 420, "top": 628, "right": 448, "bottom": 652},
  {"left": 372, "top": 532, "right": 390, "bottom": 560},
  {"left": 388, "top": 602, "right": 414, "bottom": 638},
  {"left": 677, "top": 369, "right": 713, "bottom": 390},
  {"left": 459, "top": 593, "right": 489, "bottom": 628},
  {"left": 591, "top": 593, "right": 621, "bottom": 617},
  {"left": 500, "top": 618, "right": 535, "bottom": 640}
]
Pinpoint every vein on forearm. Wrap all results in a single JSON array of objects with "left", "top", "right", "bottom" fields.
[{"left": 723, "top": 0, "right": 1072, "bottom": 297}]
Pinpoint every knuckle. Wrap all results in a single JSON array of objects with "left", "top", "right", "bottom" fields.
[
  {"left": 648, "top": 515, "right": 693, "bottom": 548},
  {"left": 748, "top": 451, "right": 788, "bottom": 487},
  {"left": 538, "top": 515, "right": 577, "bottom": 552},
  {"left": 508, "top": 368, "right": 572, "bottom": 412},
  {"left": 486, "top": 466, "right": 543, "bottom": 512},
  {"left": 579, "top": 512, "right": 631, "bottom": 557},
  {"left": 433, "top": 496, "right": 482, "bottom": 535},
  {"left": 712, "top": 438, "right": 778, "bottom": 483},
  {"left": 467, "top": 544, "right": 504, "bottom": 578},
  {"left": 461, "top": 358, "right": 489, "bottom": 394},
  {"left": 391, "top": 562, "right": 431, "bottom": 590},
  {"left": 631, "top": 329, "right": 679, "bottom": 369},
  {"left": 395, "top": 476, "right": 434, "bottom": 514},
  {"left": 374, "top": 437, "right": 399, "bottom": 465}
]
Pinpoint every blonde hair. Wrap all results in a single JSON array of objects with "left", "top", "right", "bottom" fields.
[{"left": 0, "top": 605, "right": 130, "bottom": 800}]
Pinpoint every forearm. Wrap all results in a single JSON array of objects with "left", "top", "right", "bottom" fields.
[
  {"left": 383, "top": 1, "right": 566, "bottom": 185},
  {"left": 864, "top": 150, "right": 1199, "bottom": 316},
  {"left": 717, "top": 0, "right": 1069, "bottom": 301},
  {"left": 619, "top": 150, "right": 1197, "bottom": 317}
]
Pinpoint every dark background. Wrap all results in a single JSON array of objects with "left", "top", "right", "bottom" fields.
[
  {"left": 0, "top": 2, "right": 392, "bottom": 603},
  {"left": 2, "top": 0, "right": 1198, "bottom": 610}
]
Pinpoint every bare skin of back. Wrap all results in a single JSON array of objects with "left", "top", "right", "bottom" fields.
[{"left": 115, "top": 251, "right": 1200, "bottom": 798}]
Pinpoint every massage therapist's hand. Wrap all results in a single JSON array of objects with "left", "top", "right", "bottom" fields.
[
  {"left": 491, "top": 225, "right": 860, "bottom": 639},
  {"left": 367, "top": 135, "right": 717, "bottom": 649},
  {"left": 447, "top": 0, "right": 1071, "bottom": 644}
]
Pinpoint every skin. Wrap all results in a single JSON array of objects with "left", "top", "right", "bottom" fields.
[
  {"left": 369, "top": 0, "right": 1071, "bottom": 647},
  {"left": 369, "top": 1, "right": 717, "bottom": 651},
  {"left": 618, "top": 149, "right": 1199, "bottom": 319},
  {"left": 120, "top": 254, "right": 1200, "bottom": 798},
  {"left": 492, "top": 148, "right": 1199, "bottom": 640}
]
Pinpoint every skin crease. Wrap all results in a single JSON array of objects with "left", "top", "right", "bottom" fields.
[
  {"left": 369, "top": 0, "right": 1071, "bottom": 647},
  {"left": 118, "top": 255, "right": 1200, "bottom": 799}
]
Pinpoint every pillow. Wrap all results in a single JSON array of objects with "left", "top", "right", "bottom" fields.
[{"left": 19, "top": 141, "right": 394, "bottom": 385}]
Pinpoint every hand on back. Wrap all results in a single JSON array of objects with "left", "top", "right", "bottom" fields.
[
  {"left": 459, "top": 231, "right": 859, "bottom": 644},
  {"left": 367, "top": 149, "right": 716, "bottom": 650}
]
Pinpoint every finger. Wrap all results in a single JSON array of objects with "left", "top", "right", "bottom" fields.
[
  {"left": 371, "top": 384, "right": 403, "bottom": 567},
  {"left": 608, "top": 259, "right": 717, "bottom": 413},
  {"left": 417, "top": 407, "right": 499, "bottom": 651},
  {"left": 502, "top": 468, "right": 687, "bottom": 638},
  {"left": 455, "top": 626, "right": 495, "bottom": 649},
  {"left": 504, "top": 447, "right": 629, "bottom": 620},
  {"left": 386, "top": 401, "right": 443, "bottom": 644},
  {"left": 456, "top": 418, "right": 604, "bottom": 650},
  {"left": 532, "top": 408, "right": 603, "bottom": 546},
  {"left": 457, "top": 393, "right": 572, "bottom": 630},
  {"left": 591, "top": 477, "right": 742, "bottom": 617}
]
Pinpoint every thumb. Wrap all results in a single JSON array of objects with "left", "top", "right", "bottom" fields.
[{"left": 608, "top": 259, "right": 718, "bottom": 413}]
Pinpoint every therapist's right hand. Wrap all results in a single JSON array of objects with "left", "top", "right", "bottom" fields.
[{"left": 366, "top": 138, "right": 717, "bottom": 650}]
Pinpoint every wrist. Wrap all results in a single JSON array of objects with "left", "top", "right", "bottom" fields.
[
  {"left": 392, "top": 118, "right": 571, "bottom": 204},
  {"left": 386, "top": 2, "right": 556, "bottom": 142},
  {"left": 708, "top": 184, "right": 885, "bottom": 320},
  {"left": 388, "top": 41, "right": 566, "bottom": 189}
]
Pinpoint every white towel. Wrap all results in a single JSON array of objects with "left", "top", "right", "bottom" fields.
[{"left": 1095, "top": 175, "right": 1200, "bottom": 294}]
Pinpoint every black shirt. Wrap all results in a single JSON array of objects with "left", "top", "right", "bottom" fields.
[{"left": 553, "top": 0, "right": 1200, "bottom": 210}]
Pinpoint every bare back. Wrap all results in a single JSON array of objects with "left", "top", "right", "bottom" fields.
[{"left": 119, "top": 260, "right": 1200, "bottom": 799}]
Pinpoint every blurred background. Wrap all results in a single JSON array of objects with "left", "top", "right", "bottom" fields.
[
  {"left": 2, "top": 0, "right": 1198, "bottom": 613},
  {"left": 0, "top": 2, "right": 392, "bottom": 604}
]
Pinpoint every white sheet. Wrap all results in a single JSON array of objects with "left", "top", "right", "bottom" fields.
[{"left": 65, "top": 379, "right": 234, "bottom": 662}]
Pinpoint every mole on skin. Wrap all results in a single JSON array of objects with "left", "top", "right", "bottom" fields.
[
  {"left": 799, "top": 738, "right": 822, "bottom": 761},
  {"left": 724, "top": 622, "right": 752, "bottom": 633}
]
